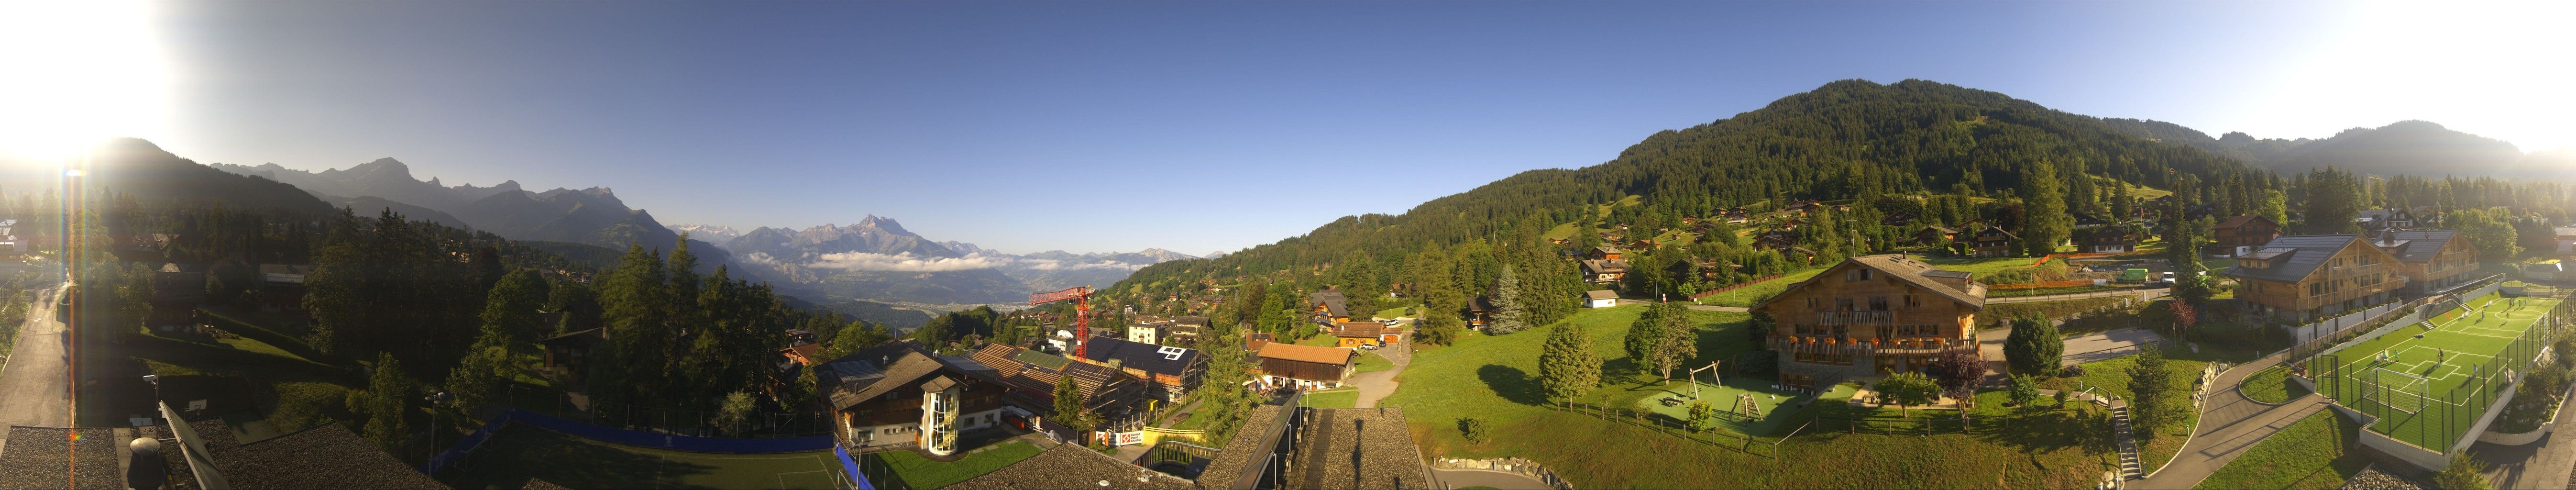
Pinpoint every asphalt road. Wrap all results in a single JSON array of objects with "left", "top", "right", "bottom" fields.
[{"left": 0, "top": 284, "right": 71, "bottom": 453}]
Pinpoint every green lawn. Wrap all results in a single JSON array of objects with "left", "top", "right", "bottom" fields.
[
  {"left": 1295, "top": 334, "right": 1339, "bottom": 347},
  {"left": 444, "top": 424, "right": 849, "bottom": 489},
  {"left": 1379, "top": 304, "right": 2117, "bottom": 488},
  {"left": 1303, "top": 389, "right": 1360, "bottom": 408},
  {"left": 1981, "top": 297, "right": 2130, "bottom": 325},
  {"left": 868, "top": 441, "right": 1043, "bottom": 490},
  {"left": 2041, "top": 353, "right": 2208, "bottom": 475},
  {"left": 1355, "top": 350, "right": 1393, "bottom": 372},
  {"left": 2194, "top": 410, "right": 2370, "bottom": 490},
  {"left": 1373, "top": 306, "right": 1415, "bottom": 320},
  {"left": 1701, "top": 267, "right": 1828, "bottom": 307},
  {"left": 2239, "top": 365, "right": 2309, "bottom": 404},
  {"left": 1918, "top": 255, "right": 2046, "bottom": 275}
]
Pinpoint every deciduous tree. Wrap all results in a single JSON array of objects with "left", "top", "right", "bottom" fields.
[{"left": 1538, "top": 322, "right": 1602, "bottom": 401}]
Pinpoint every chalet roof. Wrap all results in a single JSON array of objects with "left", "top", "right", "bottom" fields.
[
  {"left": 1581, "top": 259, "right": 1629, "bottom": 274},
  {"left": 1309, "top": 290, "right": 1349, "bottom": 317},
  {"left": 1077, "top": 336, "right": 1205, "bottom": 378},
  {"left": 2557, "top": 227, "right": 2576, "bottom": 238},
  {"left": 2221, "top": 234, "right": 2366, "bottom": 283},
  {"left": 822, "top": 343, "right": 954, "bottom": 412},
  {"left": 1593, "top": 246, "right": 1622, "bottom": 256},
  {"left": 1920, "top": 226, "right": 1959, "bottom": 234},
  {"left": 1584, "top": 290, "right": 1618, "bottom": 301},
  {"left": 1465, "top": 296, "right": 1495, "bottom": 313},
  {"left": 2371, "top": 230, "right": 2466, "bottom": 263},
  {"left": 1257, "top": 343, "right": 1358, "bottom": 366},
  {"left": 2214, "top": 214, "right": 2273, "bottom": 230},
  {"left": 1973, "top": 227, "right": 2019, "bottom": 241},
  {"left": 1245, "top": 333, "right": 1275, "bottom": 352},
  {"left": 1751, "top": 255, "right": 1986, "bottom": 311},
  {"left": 1330, "top": 322, "right": 1386, "bottom": 338}
]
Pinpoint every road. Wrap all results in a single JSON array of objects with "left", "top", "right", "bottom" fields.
[
  {"left": 1670, "top": 288, "right": 2167, "bottom": 313},
  {"left": 2471, "top": 381, "right": 2576, "bottom": 490},
  {"left": 1430, "top": 468, "right": 1553, "bottom": 489},
  {"left": 0, "top": 284, "right": 71, "bottom": 454},
  {"left": 1350, "top": 339, "right": 1411, "bottom": 408}
]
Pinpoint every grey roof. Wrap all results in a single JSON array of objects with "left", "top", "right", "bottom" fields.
[
  {"left": 2371, "top": 230, "right": 2465, "bottom": 263},
  {"left": 2221, "top": 234, "right": 2363, "bottom": 283},
  {"left": 1076, "top": 336, "right": 1205, "bottom": 378},
  {"left": 822, "top": 343, "right": 957, "bottom": 412},
  {"left": 1584, "top": 290, "right": 1619, "bottom": 301}
]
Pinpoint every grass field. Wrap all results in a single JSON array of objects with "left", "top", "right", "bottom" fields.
[
  {"left": 1381, "top": 304, "right": 2117, "bottom": 488},
  {"left": 1356, "top": 350, "right": 1393, "bottom": 372},
  {"left": 1981, "top": 296, "right": 2130, "bottom": 326},
  {"left": 2194, "top": 410, "right": 2370, "bottom": 490},
  {"left": 2312, "top": 294, "right": 2558, "bottom": 449},
  {"left": 448, "top": 424, "right": 847, "bottom": 489},
  {"left": 1628, "top": 377, "right": 1839, "bottom": 436},
  {"left": 1701, "top": 267, "right": 1828, "bottom": 307},
  {"left": 2041, "top": 353, "right": 2208, "bottom": 474},
  {"left": 1919, "top": 255, "right": 2046, "bottom": 275},
  {"left": 867, "top": 441, "right": 1042, "bottom": 490},
  {"left": 2239, "top": 365, "right": 2310, "bottom": 404}
]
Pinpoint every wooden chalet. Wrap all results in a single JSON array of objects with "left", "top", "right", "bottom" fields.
[
  {"left": 1915, "top": 226, "right": 1960, "bottom": 247},
  {"left": 1164, "top": 316, "right": 1208, "bottom": 345},
  {"left": 1589, "top": 246, "right": 1625, "bottom": 261},
  {"left": 967, "top": 343, "right": 1151, "bottom": 434},
  {"left": 1581, "top": 259, "right": 1629, "bottom": 285},
  {"left": 821, "top": 342, "right": 1017, "bottom": 455},
  {"left": 2211, "top": 215, "right": 2281, "bottom": 254},
  {"left": 2356, "top": 208, "right": 2421, "bottom": 231},
  {"left": 2076, "top": 226, "right": 2140, "bottom": 254},
  {"left": 1750, "top": 255, "right": 1986, "bottom": 390},
  {"left": 147, "top": 263, "right": 205, "bottom": 333},
  {"left": 1968, "top": 227, "right": 2017, "bottom": 258},
  {"left": 1308, "top": 289, "right": 1352, "bottom": 323},
  {"left": 2369, "top": 230, "right": 2482, "bottom": 295},
  {"left": 537, "top": 327, "right": 605, "bottom": 384},
  {"left": 1254, "top": 343, "right": 1359, "bottom": 390},
  {"left": 254, "top": 264, "right": 313, "bottom": 314},
  {"left": 1464, "top": 296, "right": 1495, "bottom": 330},
  {"left": 1329, "top": 321, "right": 1402, "bottom": 347},
  {"left": 2221, "top": 234, "right": 2407, "bottom": 321}
]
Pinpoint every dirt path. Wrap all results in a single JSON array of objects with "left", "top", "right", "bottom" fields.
[{"left": 1351, "top": 342, "right": 1412, "bottom": 408}]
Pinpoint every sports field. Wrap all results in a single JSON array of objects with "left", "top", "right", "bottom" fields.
[
  {"left": 443, "top": 424, "right": 848, "bottom": 489},
  {"left": 2313, "top": 293, "right": 2559, "bottom": 450}
]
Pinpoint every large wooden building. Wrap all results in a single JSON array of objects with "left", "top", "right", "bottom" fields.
[
  {"left": 1751, "top": 255, "right": 1987, "bottom": 390},
  {"left": 1253, "top": 343, "right": 1359, "bottom": 390},
  {"left": 2368, "top": 230, "right": 2482, "bottom": 296},
  {"left": 822, "top": 343, "right": 1018, "bottom": 456},
  {"left": 2220, "top": 234, "right": 2409, "bottom": 321},
  {"left": 2211, "top": 214, "right": 2281, "bottom": 254}
]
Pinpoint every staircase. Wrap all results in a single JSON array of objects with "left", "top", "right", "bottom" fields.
[{"left": 2109, "top": 399, "right": 2142, "bottom": 481}]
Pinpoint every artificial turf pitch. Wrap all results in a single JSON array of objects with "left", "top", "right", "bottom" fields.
[
  {"left": 2317, "top": 293, "right": 2558, "bottom": 450},
  {"left": 444, "top": 424, "right": 846, "bottom": 489}
]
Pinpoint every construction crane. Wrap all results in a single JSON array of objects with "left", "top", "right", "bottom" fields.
[{"left": 1029, "top": 286, "right": 1094, "bottom": 358}]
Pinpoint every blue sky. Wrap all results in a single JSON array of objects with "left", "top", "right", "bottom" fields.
[{"left": 107, "top": 1, "right": 2569, "bottom": 255}]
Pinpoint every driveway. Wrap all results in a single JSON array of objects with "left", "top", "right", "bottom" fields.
[
  {"left": 2062, "top": 328, "right": 2169, "bottom": 365},
  {"left": 1989, "top": 288, "right": 2165, "bottom": 303},
  {"left": 0, "top": 285, "right": 71, "bottom": 452},
  {"left": 2131, "top": 353, "right": 2329, "bottom": 489},
  {"left": 2470, "top": 382, "right": 2576, "bottom": 490},
  {"left": 1350, "top": 342, "right": 1411, "bottom": 408},
  {"left": 1430, "top": 468, "right": 1553, "bottom": 490}
]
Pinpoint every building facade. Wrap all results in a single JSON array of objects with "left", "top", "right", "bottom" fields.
[
  {"left": 2369, "top": 230, "right": 2482, "bottom": 295},
  {"left": 1750, "top": 255, "right": 1987, "bottom": 390},
  {"left": 2221, "top": 234, "right": 2409, "bottom": 321}
]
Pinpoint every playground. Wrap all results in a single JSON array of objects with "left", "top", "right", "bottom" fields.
[
  {"left": 2310, "top": 293, "right": 2561, "bottom": 450},
  {"left": 442, "top": 424, "right": 850, "bottom": 490},
  {"left": 1629, "top": 370, "right": 1844, "bottom": 437}
]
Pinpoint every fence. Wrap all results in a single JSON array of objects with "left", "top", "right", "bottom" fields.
[
  {"left": 2312, "top": 299, "right": 2570, "bottom": 453},
  {"left": 1431, "top": 457, "right": 1574, "bottom": 490},
  {"left": 1691, "top": 274, "right": 1786, "bottom": 301},
  {"left": 1989, "top": 280, "right": 2104, "bottom": 290},
  {"left": 502, "top": 384, "right": 833, "bottom": 438}
]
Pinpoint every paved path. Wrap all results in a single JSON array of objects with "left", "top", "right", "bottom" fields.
[
  {"left": 1429, "top": 468, "right": 1552, "bottom": 490},
  {"left": 0, "top": 285, "right": 70, "bottom": 456},
  {"left": 2062, "top": 328, "right": 2170, "bottom": 365},
  {"left": 2471, "top": 382, "right": 2576, "bottom": 490},
  {"left": 2131, "top": 352, "right": 2329, "bottom": 489},
  {"left": 1350, "top": 341, "right": 1412, "bottom": 408}
]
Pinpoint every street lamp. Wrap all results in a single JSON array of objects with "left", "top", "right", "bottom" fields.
[{"left": 423, "top": 390, "right": 451, "bottom": 458}]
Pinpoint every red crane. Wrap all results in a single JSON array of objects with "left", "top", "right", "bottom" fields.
[{"left": 1029, "top": 286, "right": 1094, "bottom": 358}]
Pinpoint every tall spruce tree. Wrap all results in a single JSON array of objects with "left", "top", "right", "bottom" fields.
[
  {"left": 1489, "top": 265, "right": 1531, "bottom": 334},
  {"left": 2019, "top": 161, "right": 2074, "bottom": 257},
  {"left": 1538, "top": 322, "right": 1601, "bottom": 401}
]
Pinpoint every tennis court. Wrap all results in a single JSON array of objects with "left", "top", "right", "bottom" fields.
[
  {"left": 443, "top": 424, "right": 848, "bottom": 489},
  {"left": 2314, "top": 293, "right": 2561, "bottom": 450}
]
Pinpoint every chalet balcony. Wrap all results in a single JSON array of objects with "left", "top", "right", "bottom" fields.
[
  {"left": 2323, "top": 262, "right": 2386, "bottom": 278},
  {"left": 1770, "top": 336, "right": 1969, "bottom": 354},
  {"left": 1811, "top": 310, "right": 1895, "bottom": 325}
]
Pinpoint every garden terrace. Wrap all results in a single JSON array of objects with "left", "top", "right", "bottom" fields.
[{"left": 950, "top": 442, "right": 1196, "bottom": 490}]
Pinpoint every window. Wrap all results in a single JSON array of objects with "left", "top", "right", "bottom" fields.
[
  {"left": 1846, "top": 270, "right": 1859, "bottom": 281},
  {"left": 1860, "top": 269, "right": 1873, "bottom": 280},
  {"left": 1904, "top": 295, "right": 1919, "bottom": 308},
  {"left": 1869, "top": 296, "right": 1889, "bottom": 311},
  {"left": 1836, "top": 298, "right": 1855, "bottom": 311},
  {"left": 1807, "top": 297, "right": 1821, "bottom": 309},
  {"left": 2310, "top": 282, "right": 2325, "bottom": 296}
]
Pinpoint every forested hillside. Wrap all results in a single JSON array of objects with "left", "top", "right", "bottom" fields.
[{"left": 1111, "top": 79, "right": 2281, "bottom": 343}]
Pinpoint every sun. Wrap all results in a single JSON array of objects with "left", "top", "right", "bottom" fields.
[{"left": 0, "top": 0, "right": 173, "bottom": 164}]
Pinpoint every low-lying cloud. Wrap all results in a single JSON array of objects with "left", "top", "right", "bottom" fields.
[
  {"left": 807, "top": 252, "right": 1014, "bottom": 272},
  {"left": 1019, "top": 258, "right": 1148, "bottom": 271}
]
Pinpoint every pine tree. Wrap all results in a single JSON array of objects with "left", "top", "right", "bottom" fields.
[
  {"left": 2300, "top": 167, "right": 2364, "bottom": 234},
  {"left": 2019, "top": 161, "right": 2073, "bottom": 257},
  {"left": 361, "top": 353, "right": 412, "bottom": 452},
  {"left": 2128, "top": 346, "right": 2173, "bottom": 435},
  {"left": 1538, "top": 322, "right": 1601, "bottom": 401},
  {"left": 2004, "top": 317, "right": 2063, "bottom": 376},
  {"left": 1489, "top": 265, "right": 1531, "bottom": 334}
]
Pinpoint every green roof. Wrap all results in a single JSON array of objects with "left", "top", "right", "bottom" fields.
[{"left": 1013, "top": 349, "right": 1071, "bottom": 370}]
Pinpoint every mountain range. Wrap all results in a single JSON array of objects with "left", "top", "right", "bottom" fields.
[
  {"left": 2101, "top": 119, "right": 2575, "bottom": 178},
  {"left": 689, "top": 217, "right": 1198, "bottom": 306}
]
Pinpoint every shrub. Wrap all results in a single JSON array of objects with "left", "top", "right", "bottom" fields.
[
  {"left": 2007, "top": 374, "right": 2041, "bottom": 407},
  {"left": 2433, "top": 452, "right": 2493, "bottom": 489},
  {"left": 1458, "top": 417, "right": 1490, "bottom": 443}
]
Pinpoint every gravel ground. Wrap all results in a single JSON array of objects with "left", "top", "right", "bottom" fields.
[
  {"left": 0, "top": 426, "right": 126, "bottom": 489},
  {"left": 1193, "top": 404, "right": 1284, "bottom": 488},
  {"left": 2340, "top": 466, "right": 2427, "bottom": 490},
  {"left": 186, "top": 419, "right": 446, "bottom": 489},
  {"left": 950, "top": 442, "right": 1196, "bottom": 490}
]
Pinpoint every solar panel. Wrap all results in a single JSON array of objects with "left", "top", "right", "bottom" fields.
[{"left": 1157, "top": 346, "right": 1188, "bottom": 361}]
